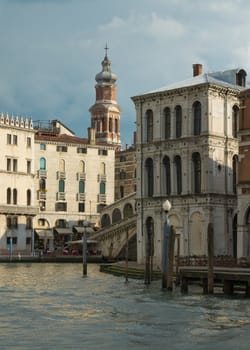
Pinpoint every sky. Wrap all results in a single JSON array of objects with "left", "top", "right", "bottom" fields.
[{"left": 0, "top": 0, "right": 250, "bottom": 148}]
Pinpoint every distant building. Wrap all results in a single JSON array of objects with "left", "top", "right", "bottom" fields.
[
  {"left": 132, "top": 65, "right": 246, "bottom": 265},
  {"left": 0, "top": 114, "right": 38, "bottom": 255},
  {"left": 115, "top": 135, "right": 136, "bottom": 201},
  {"left": 237, "top": 89, "right": 250, "bottom": 259}
]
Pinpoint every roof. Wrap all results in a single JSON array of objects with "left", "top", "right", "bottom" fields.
[
  {"left": 35, "top": 229, "right": 54, "bottom": 239},
  {"left": 133, "top": 68, "right": 248, "bottom": 98}
]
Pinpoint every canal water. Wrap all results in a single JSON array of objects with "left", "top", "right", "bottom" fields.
[{"left": 0, "top": 263, "right": 250, "bottom": 350}]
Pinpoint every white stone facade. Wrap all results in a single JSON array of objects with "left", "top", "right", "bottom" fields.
[
  {"left": 0, "top": 114, "right": 37, "bottom": 255},
  {"left": 132, "top": 67, "right": 245, "bottom": 265}
]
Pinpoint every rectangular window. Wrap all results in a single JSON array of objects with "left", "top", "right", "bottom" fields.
[
  {"left": 38, "top": 218, "right": 46, "bottom": 226},
  {"left": 40, "top": 143, "right": 46, "bottom": 150},
  {"left": 26, "top": 237, "right": 31, "bottom": 245},
  {"left": 56, "top": 145, "right": 68, "bottom": 152},
  {"left": 13, "top": 135, "right": 18, "bottom": 145},
  {"left": 78, "top": 202, "right": 85, "bottom": 212},
  {"left": 77, "top": 147, "right": 87, "bottom": 154},
  {"left": 27, "top": 160, "right": 31, "bottom": 174},
  {"left": 7, "top": 237, "right": 18, "bottom": 245},
  {"left": 27, "top": 137, "right": 31, "bottom": 147},
  {"left": 7, "top": 134, "right": 11, "bottom": 144},
  {"left": 55, "top": 202, "right": 67, "bottom": 211},
  {"left": 6, "top": 216, "right": 18, "bottom": 229},
  {"left": 13, "top": 159, "right": 17, "bottom": 172},
  {"left": 7, "top": 158, "right": 11, "bottom": 171},
  {"left": 98, "top": 149, "right": 108, "bottom": 156}
]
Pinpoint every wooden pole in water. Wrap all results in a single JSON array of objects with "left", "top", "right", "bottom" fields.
[
  {"left": 207, "top": 222, "right": 214, "bottom": 294},
  {"left": 167, "top": 226, "right": 176, "bottom": 291}
]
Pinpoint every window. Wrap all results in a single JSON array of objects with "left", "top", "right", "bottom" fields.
[
  {"left": 13, "top": 189, "right": 17, "bottom": 205},
  {"left": 26, "top": 217, "right": 32, "bottom": 229},
  {"left": 79, "top": 180, "right": 85, "bottom": 193},
  {"left": 98, "top": 149, "right": 108, "bottom": 155},
  {"left": 192, "top": 152, "right": 201, "bottom": 193},
  {"left": 39, "top": 178, "right": 46, "bottom": 191},
  {"left": 13, "top": 135, "right": 18, "bottom": 145},
  {"left": 100, "top": 162, "right": 106, "bottom": 175},
  {"left": 174, "top": 155, "right": 182, "bottom": 194},
  {"left": 119, "top": 170, "right": 126, "bottom": 179},
  {"left": 38, "top": 218, "right": 46, "bottom": 226},
  {"left": 120, "top": 186, "right": 124, "bottom": 198},
  {"left": 7, "top": 237, "right": 18, "bottom": 245},
  {"left": 58, "top": 179, "right": 65, "bottom": 193},
  {"left": 7, "top": 188, "right": 11, "bottom": 204},
  {"left": 26, "top": 237, "right": 31, "bottom": 245},
  {"left": 7, "top": 158, "right": 11, "bottom": 171},
  {"left": 145, "top": 158, "right": 154, "bottom": 197},
  {"left": 79, "top": 160, "right": 85, "bottom": 173},
  {"left": 100, "top": 182, "right": 106, "bottom": 194},
  {"left": 13, "top": 159, "right": 17, "bottom": 172},
  {"left": 120, "top": 155, "right": 126, "bottom": 162},
  {"left": 55, "top": 202, "right": 67, "bottom": 211},
  {"left": 7, "top": 134, "right": 11, "bottom": 144},
  {"left": 146, "top": 109, "right": 153, "bottom": 142},
  {"left": 57, "top": 145, "right": 68, "bottom": 152},
  {"left": 233, "top": 155, "right": 238, "bottom": 194},
  {"left": 77, "top": 147, "right": 87, "bottom": 154},
  {"left": 193, "top": 101, "right": 201, "bottom": 136},
  {"left": 39, "top": 201, "right": 46, "bottom": 211},
  {"left": 40, "top": 143, "right": 46, "bottom": 150},
  {"left": 7, "top": 216, "right": 18, "bottom": 229},
  {"left": 114, "top": 119, "right": 118, "bottom": 133},
  {"left": 59, "top": 159, "right": 65, "bottom": 172},
  {"left": 164, "top": 107, "right": 171, "bottom": 139},
  {"left": 163, "top": 156, "right": 171, "bottom": 195},
  {"left": 232, "top": 105, "right": 239, "bottom": 138},
  {"left": 109, "top": 118, "right": 112, "bottom": 132},
  {"left": 40, "top": 157, "right": 46, "bottom": 170},
  {"left": 27, "top": 189, "right": 31, "bottom": 206},
  {"left": 78, "top": 202, "right": 85, "bottom": 212},
  {"left": 27, "top": 160, "right": 31, "bottom": 174},
  {"left": 56, "top": 219, "right": 67, "bottom": 228},
  {"left": 175, "top": 105, "right": 182, "bottom": 138},
  {"left": 27, "top": 137, "right": 31, "bottom": 147}
]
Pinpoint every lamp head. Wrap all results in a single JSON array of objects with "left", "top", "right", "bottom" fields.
[{"left": 162, "top": 200, "right": 171, "bottom": 213}]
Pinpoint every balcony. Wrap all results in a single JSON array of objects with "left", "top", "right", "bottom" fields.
[
  {"left": 98, "top": 174, "right": 107, "bottom": 182},
  {"left": 98, "top": 194, "right": 106, "bottom": 203},
  {"left": 56, "top": 192, "right": 66, "bottom": 201},
  {"left": 0, "top": 205, "right": 38, "bottom": 216},
  {"left": 57, "top": 171, "right": 66, "bottom": 180},
  {"left": 37, "top": 170, "right": 47, "bottom": 178},
  {"left": 77, "top": 193, "right": 86, "bottom": 201},
  {"left": 77, "top": 172, "right": 86, "bottom": 181},
  {"left": 37, "top": 190, "right": 47, "bottom": 200}
]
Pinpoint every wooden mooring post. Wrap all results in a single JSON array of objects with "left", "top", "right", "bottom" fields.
[{"left": 207, "top": 222, "right": 214, "bottom": 294}]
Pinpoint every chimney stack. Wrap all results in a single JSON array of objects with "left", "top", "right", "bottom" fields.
[{"left": 193, "top": 63, "right": 203, "bottom": 77}]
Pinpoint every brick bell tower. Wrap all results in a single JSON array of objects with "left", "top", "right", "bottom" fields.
[{"left": 89, "top": 45, "right": 121, "bottom": 150}]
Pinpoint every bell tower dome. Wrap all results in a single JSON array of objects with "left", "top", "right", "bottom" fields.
[{"left": 89, "top": 45, "right": 121, "bottom": 150}]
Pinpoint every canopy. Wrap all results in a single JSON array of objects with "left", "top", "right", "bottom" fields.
[
  {"left": 73, "top": 226, "right": 95, "bottom": 234},
  {"left": 35, "top": 229, "right": 54, "bottom": 239},
  {"left": 54, "top": 228, "right": 72, "bottom": 235}
]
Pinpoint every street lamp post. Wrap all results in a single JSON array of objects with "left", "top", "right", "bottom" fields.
[{"left": 162, "top": 200, "right": 171, "bottom": 289}]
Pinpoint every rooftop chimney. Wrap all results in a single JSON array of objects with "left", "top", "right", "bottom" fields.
[
  {"left": 193, "top": 63, "right": 203, "bottom": 77},
  {"left": 88, "top": 127, "right": 96, "bottom": 145}
]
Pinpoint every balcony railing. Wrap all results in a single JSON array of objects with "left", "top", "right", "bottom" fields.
[
  {"left": 37, "top": 190, "right": 47, "bottom": 200},
  {"left": 37, "top": 170, "right": 47, "bottom": 178},
  {"left": 56, "top": 192, "right": 65, "bottom": 201},
  {"left": 97, "top": 174, "right": 107, "bottom": 182},
  {"left": 77, "top": 193, "right": 86, "bottom": 201},
  {"left": 98, "top": 194, "right": 106, "bottom": 203},
  {"left": 57, "top": 171, "right": 66, "bottom": 180},
  {"left": 77, "top": 172, "right": 86, "bottom": 181}
]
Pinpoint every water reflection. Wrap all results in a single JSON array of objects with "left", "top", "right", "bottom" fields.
[{"left": 0, "top": 263, "right": 249, "bottom": 350}]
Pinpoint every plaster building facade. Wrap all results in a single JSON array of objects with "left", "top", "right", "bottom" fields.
[
  {"left": 0, "top": 114, "right": 38, "bottom": 255},
  {"left": 237, "top": 88, "right": 250, "bottom": 259},
  {"left": 132, "top": 64, "right": 246, "bottom": 265}
]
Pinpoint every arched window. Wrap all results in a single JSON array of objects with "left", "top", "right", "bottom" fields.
[
  {"left": 101, "top": 214, "right": 110, "bottom": 228},
  {"left": 192, "top": 152, "right": 201, "bottom": 193},
  {"left": 112, "top": 208, "right": 122, "bottom": 223},
  {"left": 164, "top": 107, "right": 171, "bottom": 139},
  {"left": 79, "top": 180, "right": 85, "bottom": 193},
  {"left": 145, "top": 158, "right": 154, "bottom": 197},
  {"left": 79, "top": 160, "right": 85, "bottom": 173},
  {"left": 233, "top": 155, "right": 238, "bottom": 194},
  {"left": 26, "top": 217, "right": 32, "bottom": 229},
  {"left": 146, "top": 109, "right": 153, "bottom": 142},
  {"left": 40, "top": 157, "right": 46, "bottom": 170},
  {"left": 174, "top": 155, "right": 182, "bottom": 194},
  {"left": 114, "top": 119, "right": 118, "bottom": 133},
  {"left": 123, "top": 203, "right": 134, "bottom": 218},
  {"left": 232, "top": 105, "right": 239, "bottom": 138},
  {"left": 163, "top": 156, "right": 171, "bottom": 195},
  {"left": 109, "top": 118, "right": 112, "bottom": 132},
  {"left": 27, "top": 189, "right": 31, "bottom": 206},
  {"left": 175, "top": 105, "right": 182, "bottom": 138},
  {"left": 193, "top": 101, "right": 201, "bottom": 136},
  {"left": 13, "top": 188, "right": 17, "bottom": 205},
  {"left": 59, "top": 159, "right": 65, "bottom": 172},
  {"left": 7, "top": 188, "right": 11, "bottom": 204},
  {"left": 58, "top": 179, "right": 65, "bottom": 193},
  {"left": 39, "top": 178, "right": 46, "bottom": 191},
  {"left": 100, "top": 182, "right": 106, "bottom": 194}
]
